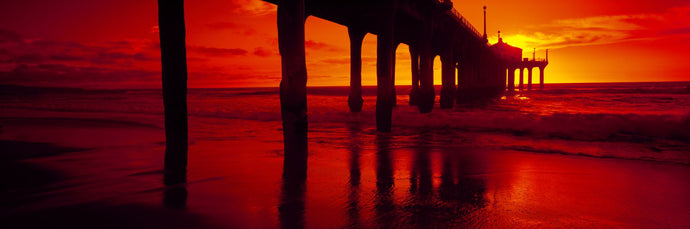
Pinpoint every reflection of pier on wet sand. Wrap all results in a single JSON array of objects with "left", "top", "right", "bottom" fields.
[{"left": 1, "top": 110, "right": 689, "bottom": 228}]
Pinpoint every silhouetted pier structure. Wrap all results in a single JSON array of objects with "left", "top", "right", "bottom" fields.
[
  {"left": 492, "top": 31, "right": 549, "bottom": 91},
  {"left": 156, "top": 0, "right": 549, "bottom": 181},
  {"left": 264, "top": 0, "right": 550, "bottom": 133}
]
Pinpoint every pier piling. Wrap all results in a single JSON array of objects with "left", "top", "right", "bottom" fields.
[
  {"left": 409, "top": 45, "right": 420, "bottom": 105},
  {"left": 440, "top": 51, "right": 456, "bottom": 108},
  {"left": 539, "top": 66, "right": 545, "bottom": 89},
  {"left": 527, "top": 67, "right": 533, "bottom": 90},
  {"left": 417, "top": 18, "right": 435, "bottom": 113},
  {"left": 375, "top": 1, "right": 397, "bottom": 132},
  {"left": 348, "top": 27, "right": 366, "bottom": 112},
  {"left": 158, "top": 0, "right": 189, "bottom": 185},
  {"left": 278, "top": 0, "right": 308, "bottom": 177}
]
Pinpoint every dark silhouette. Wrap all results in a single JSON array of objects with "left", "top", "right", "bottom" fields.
[
  {"left": 158, "top": 0, "right": 188, "bottom": 185},
  {"left": 275, "top": 2, "right": 309, "bottom": 227},
  {"left": 407, "top": 131, "right": 434, "bottom": 226},
  {"left": 278, "top": 134, "right": 308, "bottom": 229},
  {"left": 409, "top": 45, "right": 420, "bottom": 105},
  {"left": 346, "top": 122, "right": 362, "bottom": 228},
  {"left": 519, "top": 68, "right": 524, "bottom": 90},
  {"left": 374, "top": 133, "right": 397, "bottom": 226},
  {"left": 163, "top": 185, "right": 188, "bottom": 209},
  {"left": 409, "top": 131, "right": 433, "bottom": 195},
  {"left": 265, "top": 0, "right": 523, "bottom": 131},
  {"left": 500, "top": 48, "right": 548, "bottom": 91},
  {"left": 417, "top": 15, "right": 435, "bottom": 114},
  {"left": 277, "top": 0, "right": 309, "bottom": 170},
  {"left": 441, "top": 147, "right": 487, "bottom": 206},
  {"left": 374, "top": 0, "right": 397, "bottom": 132},
  {"left": 348, "top": 28, "right": 365, "bottom": 112},
  {"left": 527, "top": 67, "right": 533, "bottom": 90},
  {"left": 440, "top": 45, "right": 456, "bottom": 109}
]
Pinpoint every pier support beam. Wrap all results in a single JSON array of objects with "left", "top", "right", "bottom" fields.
[
  {"left": 539, "top": 66, "right": 545, "bottom": 89},
  {"left": 507, "top": 67, "right": 515, "bottom": 91},
  {"left": 375, "top": 2, "right": 397, "bottom": 132},
  {"left": 496, "top": 59, "right": 506, "bottom": 92},
  {"left": 439, "top": 51, "right": 455, "bottom": 108},
  {"left": 348, "top": 27, "right": 365, "bottom": 112},
  {"left": 409, "top": 45, "right": 420, "bottom": 105},
  {"left": 527, "top": 67, "right": 533, "bottom": 90},
  {"left": 519, "top": 68, "right": 524, "bottom": 90},
  {"left": 278, "top": 0, "right": 308, "bottom": 179},
  {"left": 417, "top": 19, "right": 435, "bottom": 113},
  {"left": 456, "top": 49, "right": 479, "bottom": 104},
  {"left": 158, "top": 0, "right": 188, "bottom": 185}
]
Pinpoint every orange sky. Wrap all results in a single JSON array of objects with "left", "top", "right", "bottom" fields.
[{"left": 0, "top": 0, "right": 688, "bottom": 88}]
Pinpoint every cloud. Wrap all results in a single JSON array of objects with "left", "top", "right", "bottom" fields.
[
  {"left": 659, "top": 27, "right": 690, "bottom": 36},
  {"left": 321, "top": 56, "right": 376, "bottom": 65},
  {"left": 0, "top": 36, "right": 164, "bottom": 88},
  {"left": 10, "top": 54, "right": 43, "bottom": 63},
  {"left": 305, "top": 40, "right": 344, "bottom": 52},
  {"left": 189, "top": 46, "right": 248, "bottom": 57},
  {"left": 321, "top": 58, "right": 350, "bottom": 65},
  {"left": 49, "top": 54, "right": 86, "bottom": 61},
  {"left": 493, "top": 5, "right": 690, "bottom": 50},
  {"left": 0, "top": 28, "right": 22, "bottom": 43},
  {"left": 0, "top": 63, "right": 160, "bottom": 89},
  {"left": 253, "top": 47, "right": 274, "bottom": 57},
  {"left": 206, "top": 22, "right": 240, "bottom": 30},
  {"left": 229, "top": 0, "right": 277, "bottom": 16},
  {"left": 206, "top": 20, "right": 259, "bottom": 36}
]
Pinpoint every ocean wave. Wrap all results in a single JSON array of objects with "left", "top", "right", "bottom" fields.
[
  {"left": 540, "top": 82, "right": 690, "bottom": 95},
  {"left": 3, "top": 83, "right": 688, "bottom": 165}
]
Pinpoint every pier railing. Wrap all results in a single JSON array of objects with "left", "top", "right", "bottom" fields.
[{"left": 447, "top": 8, "right": 482, "bottom": 40}]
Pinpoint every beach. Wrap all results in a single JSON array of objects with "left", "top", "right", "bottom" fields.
[{"left": 2, "top": 83, "right": 690, "bottom": 228}]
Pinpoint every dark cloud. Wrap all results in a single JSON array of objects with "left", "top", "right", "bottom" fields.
[
  {"left": 0, "top": 64, "right": 159, "bottom": 88},
  {"left": 206, "top": 22, "right": 240, "bottom": 30},
  {"left": 305, "top": 40, "right": 332, "bottom": 50},
  {"left": 0, "top": 28, "right": 22, "bottom": 43},
  {"left": 49, "top": 54, "right": 86, "bottom": 61},
  {"left": 227, "top": 0, "right": 276, "bottom": 15},
  {"left": 191, "top": 46, "right": 248, "bottom": 57},
  {"left": 92, "top": 51, "right": 157, "bottom": 61},
  {"left": 321, "top": 58, "right": 349, "bottom": 65},
  {"left": 0, "top": 36, "right": 165, "bottom": 88},
  {"left": 659, "top": 27, "right": 690, "bottom": 36},
  {"left": 304, "top": 40, "right": 345, "bottom": 52},
  {"left": 253, "top": 47, "right": 274, "bottom": 57},
  {"left": 321, "top": 56, "right": 375, "bottom": 65},
  {"left": 11, "top": 54, "right": 44, "bottom": 63},
  {"left": 29, "top": 39, "right": 85, "bottom": 49},
  {"left": 207, "top": 21, "right": 259, "bottom": 36}
]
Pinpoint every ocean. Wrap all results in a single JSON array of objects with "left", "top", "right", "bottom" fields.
[{"left": 2, "top": 82, "right": 690, "bottom": 228}]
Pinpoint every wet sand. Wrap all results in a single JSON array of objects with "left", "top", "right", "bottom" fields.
[{"left": 1, "top": 113, "right": 689, "bottom": 228}]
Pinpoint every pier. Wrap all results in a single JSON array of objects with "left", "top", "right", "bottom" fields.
[
  {"left": 156, "top": 0, "right": 550, "bottom": 180},
  {"left": 263, "top": 0, "right": 549, "bottom": 133},
  {"left": 492, "top": 31, "right": 549, "bottom": 91}
]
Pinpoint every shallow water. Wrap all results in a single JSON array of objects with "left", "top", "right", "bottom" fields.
[{"left": 1, "top": 82, "right": 690, "bottom": 228}]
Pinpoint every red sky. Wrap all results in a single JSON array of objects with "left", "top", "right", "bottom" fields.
[{"left": 0, "top": 0, "right": 688, "bottom": 88}]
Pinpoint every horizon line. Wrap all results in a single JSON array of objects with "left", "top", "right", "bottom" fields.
[{"left": 2, "top": 80, "right": 689, "bottom": 90}]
